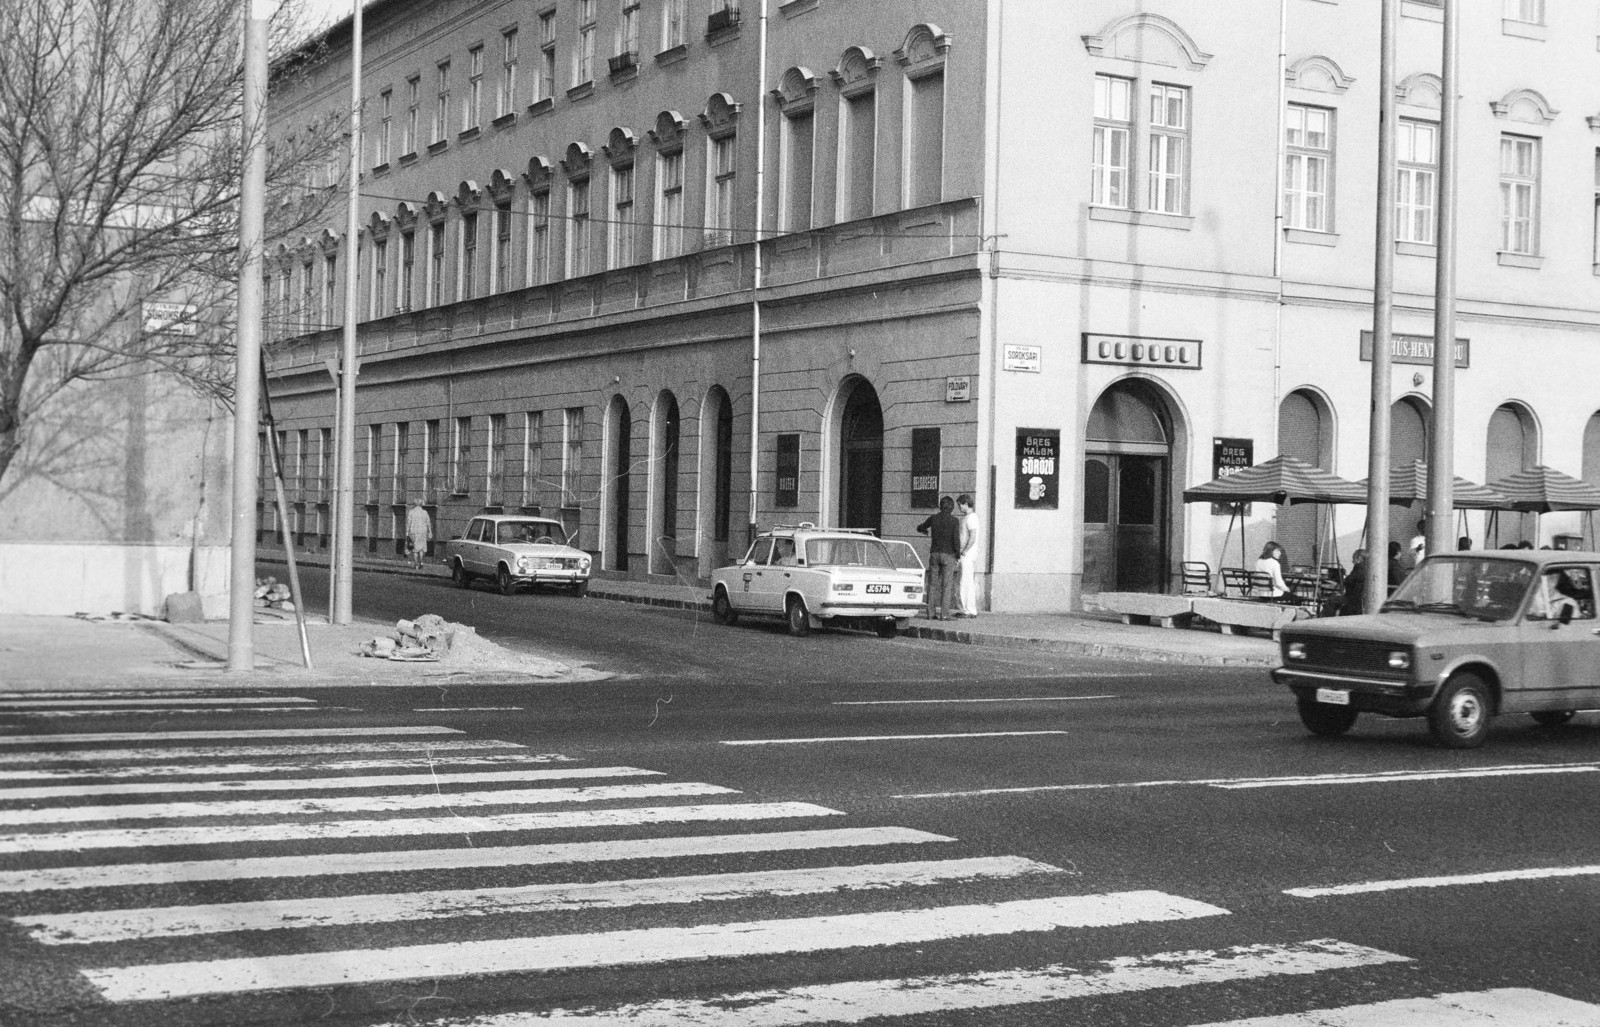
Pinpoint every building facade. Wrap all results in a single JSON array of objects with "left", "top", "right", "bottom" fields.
[{"left": 264, "top": 0, "right": 1600, "bottom": 612}]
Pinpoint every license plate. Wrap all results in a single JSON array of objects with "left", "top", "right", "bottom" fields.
[
  {"left": 865, "top": 583, "right": 891, "bottom": 594},
  {"left": 1315, "top": 687, "right": 1351, "bottom": 706}
]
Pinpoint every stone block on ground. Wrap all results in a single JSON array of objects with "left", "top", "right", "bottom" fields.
[
  {"left": 163, "top": 592, "right": 205, "bottom": 624},
  {"left": 1091, "top": 593, "right": 1195, "bottom": 627}
]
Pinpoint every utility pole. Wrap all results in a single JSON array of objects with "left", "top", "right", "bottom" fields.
[
  {"left": 1426, "top": 0, "right": 1460, "bottom": 558},
  {"left": 333, "top": 0, "right": 363, "bottom": 624},
  {"left": 1363, "top": 0, "right": 1399, "bottom": 614},
  {"left": 228, "top": 0, "right": 271, "bottom": 671},
  {"left": 745, "top": 0, "right": 769, "bottom": 548}
]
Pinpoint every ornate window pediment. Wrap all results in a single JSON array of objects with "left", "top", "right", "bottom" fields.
[
  {"left": 699, "top": 92, "right": 741, "bottom": 139},
  {"left": 455, "top": 180, "right": 483, "bottom": 209},
  {"left": 648, "top": 110, "right": 688, "bottom": 152},
  {"left": 1396, "top": 72, "right": 1442, "bottom": 110},
  {"left": 394, "top": 202, "right": 418, "bottom": 231},
  {"left": 772, "top": 66, "right": 819, "bottom": 115},
  {"left": 1286, "top": 54, "right": 1353, "bottom": 94},
  {"left": 1082, "top": 14, "right": 1212, "bottom": 71},
  {"left": 560, "top": 142, "right": 593, "bottom": 178},
  {"left": 830, "top": 46, "right": 881, "bottom": 96},
  {"left": 318, "top": 228, "right": 341, "bottom": 255},
  {"left": 1491, "top": 87, "right": 1557, "bottom": 125},
  {"left": 602, "top": 126, "right": 638, "bottom": 163},
  {"left": 423, "top": 190, "right": 449, "bottom": 224},
  {"left": 523, "top": 156, "right": 553, "bottom": 189},
  {"left": 367, "top": 211, "right": 392, "bottom": 240},
  {"left": 894, "top": 23, "right": 951, "bottom": 76},
  {"left": 487, "top": 169, "right": 517, "bottom": 202}
]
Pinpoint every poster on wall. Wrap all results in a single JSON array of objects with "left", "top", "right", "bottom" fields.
[
  {"left": 1211, "top": 437, "right": 1253, "bottom": 516},
  {"left": 1014, "top": 429, "right": 1060, "bottom": 509},
  {"left": 775, "top": 434, "right": 800, "bottom": 508},
  {"left": 910, "top": 427, "right": 941, "bottom": 509}
]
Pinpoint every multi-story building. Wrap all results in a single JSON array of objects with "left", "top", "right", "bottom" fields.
[{"left": 264, "top": 0, "right": 1600, "bottom": 612}]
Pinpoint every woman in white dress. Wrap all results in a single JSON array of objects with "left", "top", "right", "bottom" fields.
[
  {"left": 956, "top": 494, "right": 981, "bottom": 617},
  {"left": 1255, "top": 541, "right": 1290, "bottom": 598}
]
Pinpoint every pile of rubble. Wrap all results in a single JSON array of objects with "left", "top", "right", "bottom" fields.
[
  {"left": 358, "top": 613, "right": 490, "bottom": 663},
  {"left": 254, "top": 577, "right": 296, "bottom": 612}
]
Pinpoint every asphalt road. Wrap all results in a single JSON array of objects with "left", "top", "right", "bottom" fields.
[{"left": 1, "top": 566, "right": 1598, "bottom": 1027}]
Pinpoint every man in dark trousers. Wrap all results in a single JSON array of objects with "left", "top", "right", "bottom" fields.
[{"left": 916, "top": 495, "right": 962, "bottom": 620}]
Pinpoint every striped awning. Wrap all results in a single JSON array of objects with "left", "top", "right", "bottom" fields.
[
  {"left": 1485, "top": 465, "right": 1600, "bottom": 513},
  {"left": 1182, "top": 454, "right": 1367, "bottom": 506},
  {"left": 1356, "top": 460, "right": 1510, "bottom": 510}
]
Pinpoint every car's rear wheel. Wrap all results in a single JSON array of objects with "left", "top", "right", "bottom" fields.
[
  {"left": 496, "top": 565, "right": 516, "bottom": 596},
  {"left": 1296, "top": 696, "right": 1357, "bottom": 737},
  {"left": 1531, "top": 709, "right": 1575, "bottom": 727},
  {"left": 452, "top": 560, "right": 471, "bottom": 589},
  {"left": 1429, "top": 672, "right": 1493, "bottom": 748},
  {"left": 874, "top": 619, "right": 898, "bottom": 639},
  {"left": 785, "top": 596, "right": 811, "bottom": 637},
  {"left": 712, "top": 589, "right": 739, "bottom": 626}
]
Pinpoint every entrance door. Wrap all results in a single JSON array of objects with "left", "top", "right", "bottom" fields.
[
  {"left": 840, "top": 381, "right": 884, "bottom": 533},
  {"left": 1082, "top": 453, "right": 1167, "bottom": 593}
]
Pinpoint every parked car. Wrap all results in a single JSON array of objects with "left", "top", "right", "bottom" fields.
[
  {"left": 710, "top": 524, "right": 926, "bottom": 638},
  {"left": 1272, "top": 550, "right": 1600, "bottom": 748},
  {"left": 443, "top": 514, "right": 591, "bottom": 596}
]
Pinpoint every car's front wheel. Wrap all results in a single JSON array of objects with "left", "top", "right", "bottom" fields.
[
  {"left": 1531, "top": 709, "right": 1575, "bottom": 727},
  {"left": 785, "top": 596, "right": 812, "bottom": 637},
  {"left": 1296, "top": 696, "right": 1357, "bottom": 737},
  {"left": 1429, "top": 672, "right": 1493, "bottom": 748},
  {"left": 496, "top": 565, "right": 516, "bottom": 596},
  {"left": 452, "top": 560, "right": 471, "bottom": 589},
  {"left": 712, "top": 589, "right": 739, "bottom": 626},
  {"left": 571, "top": 580, "right": 589, "bottom": 598}
]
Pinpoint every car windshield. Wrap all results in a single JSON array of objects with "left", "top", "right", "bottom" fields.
[
  {"left": 1383, "top": 556, "right": 1535, "bottom": 622},
  {"left": 496, "top": 521, "right": 564, "bottom": 545},
  {"left": 805, "top": 537, "right": 897, "bottom": 568}
]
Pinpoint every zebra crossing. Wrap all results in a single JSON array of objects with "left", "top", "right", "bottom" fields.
[{"left": 0, "top": 688, "right": 1594, "bottom": 1025}]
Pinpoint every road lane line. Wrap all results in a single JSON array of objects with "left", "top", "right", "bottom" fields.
[
  {"left": 0, "top": 697, "right": 317, "bottom": 708},
  {"left": 0, "top": 727, "right": 463, "bottom": 745},
  {"left": 1286, "top": 863, "right": 1600, "bottom": 898},
  {"left": 0, "top": 781, "right": 737, "bottom": 826},
  {"left": 0, "top": 826, "right": 952, "bottom": 892},
  {"left": 80, "top": 891, "right": 1230, "bottom": 1001},
  {"left": 723, "top": 731, "right": 1071, "bottom": 746},
  {"left": 6, "top": 707, "right": 357, "bottom": 717},
  {"left": 23, "top": 856, "right": 1062, "bottom": 943},
  {"left": 412, "top": 707, "right": 525, "bottom": 712},
  {"left": 0, "top": 740, "right": 529, "bottom": 766},
  {"left": 1187, "top": 989, "right": 1600, "bottom": 1026},
  {"left": 374, "top": 939, "right": 1405, "bottom": 1027},
  {"left": 0, "top": 802, "right": 844, "bottom": 853},
  {"left": 832, "top": 696, "right": 1116, "bottom": 705},
  {"left": 0, "top": 766, "right": 658, "bottom": 801},
  {"left": 0, "top": 753, "right": 571, "bottom": 781}
]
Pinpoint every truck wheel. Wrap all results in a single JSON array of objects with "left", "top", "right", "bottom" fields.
[
  {"left": 452, "top": 560, "right": 471, "bottom": 589},
  {"left": 1531, "top": 710, "right": 1575, "bottom": 727},
  {"left": 712, "top": 589, "right": 739, "bottom": 626},
  {"left": 496, "top": 565, "right": 516, "bottom": 596},
  {"left": 1429, "top": 672, "right": 1493, "bottom": 749},
  {"left": 874, "top": 619, "right": 898, "bottom": 639},
  {"left": 785, "top": 596, "right": 812, "bottom": 637},
  {"left": 1296, "top": 696, "right": 1357, "bottom": 737}
]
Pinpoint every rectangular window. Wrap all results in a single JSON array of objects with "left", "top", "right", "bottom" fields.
[
  {"left": 465, "top": 45, "right": 484, "bottom": 130},
  {"left": 568, "top": 178, "right": 591, "bottom": 277},
  {"left": 1593, "top": 149, "right": 1600, "bottom": 269},
  {"left": 1092, "top": 75, "right": 1131, "bottom": 208},
  {"left": 1397, "top": 119, "right": 1437, "bottom": 244},
  {"left": 428, "top": 221, "right": 445, "bottom": 306},
  {"left": 1147, "top": 83, "right": 1188, "bottom": 214},
  {"left": 662, "top": 0, "right": 685, "bottom": 49},
  {"left": 610, "top": 164, "right": 635, "bottom": 267},
  {"left": 775, "top": 434, "right": 800, "bottom": 508},
  {"left": 318, "top": 427, "right": 332, "bottom": 496},
  {"left": 461, "top": 211, "right": 478, "bottom": 299},
  {"left": 433, "top": 61, "right": 450, "bottom": 143},
  {"left": 841, "top": 92, "right": 876, "bottom": 221},
  {"left": 1500, "top": 134, "right": 1539, "bottom": 255},
  {"left": 619, "top": 0, "right": 639, "bottom": 56},
  {"left": 782, "top": 110, "right": 814, "bottom": 231},
  {"left": 376, "top": 89, "right": 392, "bottom": 166},
  {"left": 275, "top": 270, "right": 290, "bottom": 340},
  {"left": 1284, "top": 104, "right": 1331, "bottom": 232},
  {"left": 562, "top": 407, "right": 584, "bottom": 504},
  {"left": 499, "top": 29, "right": 518, "bottom": 117},
  {"left": 530, "top": 189, "right": 551, "bottom": 284},
  {"left": 371, "top": 238, "right": 387, "bottom": 319},
  {"left": 575, "top": 0, "right": 596, "bottom": 85},
  {"left": 493, "top": 201, "right": 513, "bottom": 293},
  {"left": 907, "top": 71, "right": 945, "bottom": 208},
  {"left": 294, "top": 429, "right": 308, "bottom": 494},
  {"left": 707, "top": 136, "right": 736, "bottom": 246},
  {"left": 1504, "top": 0, "right": 1543, "bottom": 22},
  {"left": 365, "top": 424, "right": 380, "bottom": 500},
  {"left": 300, "top": 261, "right": 313, "bottom": 331},
  {"left": 452, "top": 416, "right": 471, "bottom": 494},
  {"left": 488, "top": 414, "right": 506, "bottom": 501},
  {"left": 537, "top": 12, "right": 556, "bottom": 101},
  {"left": 393, "top": 423, "right": 410, "bottom": 499},
  {"left": 424, "top": 419, "right": 440, "bottom": 496},
  {"left": 323, "top": 253, "right": 337, "bottom": 328},
  {"left": 398, "top": 229, "right": 415, "bottom": 311},
  {"left": 655, "top": 151, "right": 684, "bottom": 258},
  {"left": 403, "top": 76, "right": 420, "bottom": 154},
  {"left": 523, "top": 411, "right": 543, "bottom": 506}
]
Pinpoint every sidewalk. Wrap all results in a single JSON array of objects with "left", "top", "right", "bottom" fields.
[{"left": 263, "top": 550, "right": 1280, "bottom": 668}]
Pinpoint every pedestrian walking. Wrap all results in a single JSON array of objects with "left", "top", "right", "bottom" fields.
[
  {"left": 955, "top": 494, "right": 981, "bottom": 617},
  {"left": 916, "top": 496, "right": 962, "bottom": 620},
  {"left": 404, "top": 500, "right": 433, "bottom": 570}
]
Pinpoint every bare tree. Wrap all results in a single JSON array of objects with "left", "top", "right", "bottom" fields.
[{"left": 0, "top": 0, "right": 343, "bottom": 486}]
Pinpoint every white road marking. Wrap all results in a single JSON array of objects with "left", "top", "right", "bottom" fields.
[
  {"left": 412, "top": 707, "right": 526, "bottom": 712},
  {"left": 0, "top": 726, "right": 462, "bottom": 745},
  {"left": 0, "top": 739, "right": 528, "bottom": 765},
  {"left": 23, "top": 856, "right": 1061, "bottom": 943},
  {"left": 0, "top": 802, "right": 843, "bottom": 853},
  {"left": 723, "top": 731, "right": 1071, "bottom": 746},
  {"left": 81, "top": 891, "right": 1230, "bottom": 1001},
  {"left": 1287, "top": 863, "right": 1600, "bottom": 898},
  {"left": 0, "top": 697, "right": 316, "bottom": 708},
  {"left": 0, "top": 826, "right": 950, "bottom": 892},
  {"left": 0, "top": 766, "right": 657, "bottom": 801},
  {"left": 0, "top": 753, "right": 570, "bottom": 781},
  {"left": 0, "top": 781, "right": 737, "bottom": 826},
  {"left": 1188, "top": 988, "right": 1600, "bottom": 1026},
  {"left": 380, "top": 939, "right": 1405, "bottom": 1027},
  {"left": 833, "top": 696, "right": 1116, "bottom": 705},
  {"left": 7, "top": 708, "right": 354, "bottom": 717}
]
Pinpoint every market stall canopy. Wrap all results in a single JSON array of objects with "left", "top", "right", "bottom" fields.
[
  {"left": 1486, "top": 465, "right": 1600, "bottom": 513},
  {"left": 1356, "top": 460, "right": 1509, "bottom": 510},
  {"left": 1182, "top": 454, "right": 1367, "bottom": 506}
]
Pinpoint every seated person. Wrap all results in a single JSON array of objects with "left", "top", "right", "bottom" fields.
[
  {"left": 1527, "top": 570, "right": 1591, "bottom": 621},
  {"left": 1254, "top": 542, "right": 1290, "bottom": 598}
]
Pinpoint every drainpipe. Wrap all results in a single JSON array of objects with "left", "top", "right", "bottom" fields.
[
  {"left": 745, "top": 0, "right": 769, "bottom": 547},
  {"left": 1271, "top": 0, "right": 1289, "bottom": 552}
]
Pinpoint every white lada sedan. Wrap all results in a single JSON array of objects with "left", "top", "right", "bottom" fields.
[
  {"left": 710, "top": 524, "right": 925, "bottom": 638},
  {"left": 443, "top": 514, "right": 592, "bottom": 596}
]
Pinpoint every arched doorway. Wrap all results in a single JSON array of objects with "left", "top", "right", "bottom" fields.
[
  {"left": 839, "top": 379, "right": 883, "bottom": 533},
  {"left": 1389, "top": 397, "right": 1430, "bottom": 550},
  {"left": 1486, "top": 402, "right": 1537, "bottom": 545},
  {"left": 650, "top": 391, "right": 680, "bottom": 574},
  {"left": 1083, "top": 380, "right": 1172, "bottom": 594},
  {"left": 1584, "top": 412, "right": 1600, "bottom": 548},
  {"left": 1278, "top": 390, "right": 1334, "bottom": 569},
  {"left": 605, "top": 395, "right": 631, "bottom": 570},
  {"left": 702, "top": 386, "right": 735, "bottom": 570}
]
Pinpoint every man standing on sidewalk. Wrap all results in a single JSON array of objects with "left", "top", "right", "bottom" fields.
[
  {"left": 404, "top": 501, "right": 433, "bottom": 570},
  {"left": 916, "top": 495, "right": 962, "bottom": 620}
]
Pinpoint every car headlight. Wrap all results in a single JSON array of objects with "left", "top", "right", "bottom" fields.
[
  {"left": 1286, "top": 642, "right": 1307, "bottom": 660},
  {"left": 578, "top": 557, "right": 591, "bottom": 572},
  {"left": 1387, "top": 650, "right": 1412, "bottom": 670},
  {"left": 517, "top": 557, "right": 534, "bottom": 573}
]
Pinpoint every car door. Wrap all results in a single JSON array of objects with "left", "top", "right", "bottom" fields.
[
  {"left": 732, "top": 538, "right": 774, "bottom": 613},
  {"left": 765, "top": 537, "right": 803, "bottom": 612},
  {"left": 464, "top": 519, "right": 491, "bottom": 575},
  {"left": 1515, "top": 564, "right": 1600, "bottom": 712}
]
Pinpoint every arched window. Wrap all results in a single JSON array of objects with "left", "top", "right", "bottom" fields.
[
  {"left": 651, "top": 390, "right": 680, "bottom": 573},
  {"left": 1278, "top": 390, "right": 1333, "bottom": 568},
  {"left": 1486, "top": 403, "right": 1538, "bottom": 545},
  {"left": 832, "top": 47, "right": 882, "bottom": 222},
  {"left": 605, "top": 395, "right": 632, "bottom": 570}
]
